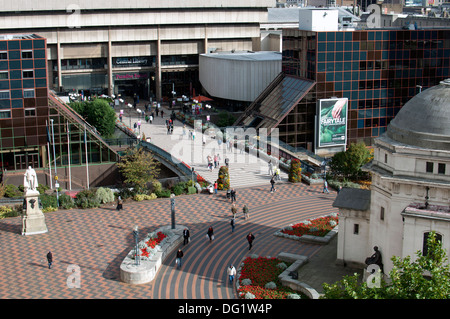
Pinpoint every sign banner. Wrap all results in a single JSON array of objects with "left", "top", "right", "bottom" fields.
[{"left": 317, "top": 98, "right": 348, "bottom": 147}]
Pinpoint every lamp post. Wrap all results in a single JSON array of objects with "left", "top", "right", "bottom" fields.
[
  {"left": 133, "top": 225, "right": 140, "bottom": 266},
  {"left": 170, "top": 193, "right": 176, "bottom": 229}
]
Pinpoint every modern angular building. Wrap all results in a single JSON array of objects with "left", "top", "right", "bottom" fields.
[
  {"left": 235, "top": 8, "right": 450, "bottom": 157},
  {"left": 0, "top": 33, "right": 118, "bottom": 188}
]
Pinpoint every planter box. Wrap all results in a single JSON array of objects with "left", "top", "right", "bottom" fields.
[
  {"left": 274, "top": 226, "right": 338, "bottom": 245},
  {"left": 119, "top": 224, "right": 186, "bottom": 285}
]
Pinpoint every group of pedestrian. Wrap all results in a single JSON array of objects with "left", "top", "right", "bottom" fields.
[{"left": 226, "top": 188, "right": 236, "bottom": 203}]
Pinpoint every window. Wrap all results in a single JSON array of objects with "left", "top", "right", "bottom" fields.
[
  {"left": 22, "top": 70, "right": 34, "bottom": 78},
  {"left": 380, "top": 207, "right": 385, "bottom": 221},
  {"left": 0, "top": 110, "right": 11, "bottom": 118},
  {"left": 353, "top": 224, "right": 359, "bottom": 235},
  {"left": 23, "top": 89, "right": 35, "bottom": 98},
  {"left": 438, "top": 163, "right": 446, "bottom": 175},
  {"left": 0, "top": 71, "right": 8, "bottom": 80},
  {"left": 24, "top": 108, "right": 36, "bottom": 117},
  {"left": 0, "top": 90, "right": 10, "bottom": 99},
  {"left": 384, "top": 153, "right": 388, "bottom": 163},
  {"left": 0, "top": 51, "right": 7, "bottom": 60},
  {"left": 21, "top": 51, "right": 33, "bottom": 59},
  {"left": 426, "top": 162, "right": 434, "bottom": 173}
]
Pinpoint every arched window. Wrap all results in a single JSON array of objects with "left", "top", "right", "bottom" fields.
[{"left": 423, "top": 232, "right": 443, "bottom": 258}]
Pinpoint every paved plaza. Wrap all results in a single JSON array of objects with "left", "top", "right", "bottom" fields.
[
  {"left": 0, "top": 181, "right": 361, "bottom": 299},
  {"left": 0, "top": 104, "right": 362, "bottom": 300}
]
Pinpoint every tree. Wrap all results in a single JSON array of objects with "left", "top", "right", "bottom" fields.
[
  {"left": 69, "top": 98, "right": 116, "bottom": 138},
  {"left": 329, "top": 142, "right": 373, "bottom": 180},
  {"left": 116, "top": 147, "right": 160, "bottom": 193},
  {"left": 321, "top": 232, "right": 450, "bottom": 299}
]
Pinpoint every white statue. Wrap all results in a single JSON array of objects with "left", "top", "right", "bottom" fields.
[{"left": 24, "top": 166, "right": 38, "bottom": 192}]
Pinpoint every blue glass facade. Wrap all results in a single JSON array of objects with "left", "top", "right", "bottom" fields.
[{"left": 281, "top": 28, "right": 450, "bottom": 148}]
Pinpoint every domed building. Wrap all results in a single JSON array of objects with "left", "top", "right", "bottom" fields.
[{"left": 334, "top": 79, "right": 450, "bottom": 274}]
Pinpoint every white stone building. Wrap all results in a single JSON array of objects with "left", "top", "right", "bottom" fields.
[{"left": 334, "top": 79, "right": 450, "bottom": 273}]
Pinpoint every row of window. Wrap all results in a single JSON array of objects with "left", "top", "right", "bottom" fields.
[
  {"left": 0, "top": 108, "right": 36, "bottom": 119},
  {"left": 0, "top": 50, "right": 34, "bottom": 60},
  {"left": 0, "top": 89, "right": 35, "bottom": 99},
  {"left": 426, "top": 162, "right": 446, "bottom": 175},
  {"left": 0, "top": 70, "right": 35, "bottom": 80}
]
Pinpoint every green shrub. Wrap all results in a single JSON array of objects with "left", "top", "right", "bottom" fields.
[
  {"left": 0, "top": 205, "right": 20, "bottom": 219},
  {"left": 134, "top": 193, "right": 157, "bottom": 201},
  {"left": 155, "top": 189, "right": 171, "bottom": 198},
  {"left": 59, "top": 194, "right": 75, "bottom": 209},
  {"left": 186, "top": 180, "right": 195, "bottom": 187},
  {"left": 95, "top": 187, "right": 115, "bottom": 204},
  {"left": 172, "top": 185, "right": 185, "bottom": 196},
  {"left": 37, "top": 184, "right": 49, "bottom": 195},
  {"left": 187, "top": 186, "right": 197, "bottom": 194},
  {"left": 152, "top": 180, "right": 162, "bottom": 193},
  {"left": 40, "top": 193, "right": 58, "bottom": 209},
  {"left": 75, "top": 189, "right": 100, "bottom": 209},
  {"left": 4, "top": 184, "right": 22, "bottom": 198}
]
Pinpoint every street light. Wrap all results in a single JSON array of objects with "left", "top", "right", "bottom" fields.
[
  {"left": 170, "top": 193, "right": 176, "bottom": 229},
  {"left": 133, "top": 225, "right": 140, "bottom": 266},
  {"left": 128, "top": 103, "right": 133, "bottom": 128}
]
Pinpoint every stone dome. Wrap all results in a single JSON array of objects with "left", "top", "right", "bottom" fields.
[{"left": 385, "top": 79, "right": 450, "bottom": 150}]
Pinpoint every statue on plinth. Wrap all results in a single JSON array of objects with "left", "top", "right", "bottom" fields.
[
  {"left": 21, "top": 166, "right": 47, "bottom": 236},
  {"left": 365, "top": 246, "right": 384, "bottom": 273}
]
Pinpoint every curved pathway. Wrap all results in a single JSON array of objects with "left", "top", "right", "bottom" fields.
[{"left": 0, "top": 182, "right": 337, "bottom": 299}]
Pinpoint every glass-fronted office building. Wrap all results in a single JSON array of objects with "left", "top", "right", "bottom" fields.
[
  {"left": 0, "top": 34, "right": 118, "bottom": 186},
  {"left": 236, "top": 27, "right": 450, "bottom": 155}
]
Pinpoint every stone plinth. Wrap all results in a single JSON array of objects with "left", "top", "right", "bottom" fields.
[{"left": 22, "top": 191, "right": 48, "bottom": 236}]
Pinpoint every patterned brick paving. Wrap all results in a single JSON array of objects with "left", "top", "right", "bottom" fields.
[{"left": 0, "top": 182, "right": 337, "bottom": 299}]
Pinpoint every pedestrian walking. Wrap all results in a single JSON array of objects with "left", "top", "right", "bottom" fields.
[
  {"left": 246, "top": 232, "right": 255, "bottom": 250},
  {"left": 268, "top": 160, "right": 274, "bottom": 175},
  {"left": 207, "top": 226, "right": 214, "bottom": 242},
  {"left": 227, "top": 264, "right": 236, "bottom": 284},
  {"left": 231, "top": 203, "right": 237, "bottom": 218},
  {"left": 183, "top": 228, "right": 190, "bottom": 245},
  {"left": 116, "top": 196, "right": 123, "bottom": 211},
  {"left": 323, "top": 179, "right": 330, "bottom": 194},
  {"left": 230, "top": 188, "right": 236, "bottom": 203},
  {"left": 161, "top": 110, "right": 164, "bottom": 118},
  {"left": 216, "top": 154, "right": 221, "bottom": 167},
  {"left": 243, "top": 204, "right": 249, "bottom": 220},
  {"left": 214, "top": 181, "right": 218, "bottom": 195},
  {"left": 176, "top": 249, "right": 184, "bottom": 269},
  {"left": 230, "top": 217, "right": 235, "bottom": 233},
  {"left": 270, "top": 176, "right": 276, "bottom": 193},
  {"left": 46, "top": 251, "right": 53, "bottom": 269},
  {"left": 225, "top": 157, "right": 229, "bottom": 167},
  {"left": 214, "top": 154, "right": 218, "bottom": 168},
  {"left": 276, "top": 167, "right": 281, "bottom": 181},
  {"left": 149, "top": 115, "right": 153, "bottom": 124}
]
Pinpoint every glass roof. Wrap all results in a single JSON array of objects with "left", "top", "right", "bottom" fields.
[{"left": 236, "top": 74, "right": 315, "bottom": 129}]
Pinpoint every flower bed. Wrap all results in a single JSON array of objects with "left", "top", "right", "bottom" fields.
[
  {"left": 237, "top": 255, "right": 304, "bottom": 299},
  {"left": 274, "top": 213, "right": 339, "bottom": 245},
  {"left": 281, "top": 214, "right": 338, "bottom": 238}
]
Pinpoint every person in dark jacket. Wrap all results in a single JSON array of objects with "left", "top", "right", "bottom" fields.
[
  {"left": 183, "top": 228, "right": 190, "bottom": 245},
  {"left": 176, "top": 249, "right": 184, "bottom": 268},
  {"left": 46, "top": 251, "right": 53, "bottom": 269},
  {"left": 207, "top": 226, "right": 214, "bottom": 242},
  {"left": 230, "top": 189, "right": 236, "bottom": 203},
  {"left": 246, "top": 233, "right": 255, "bottom": 250}
]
